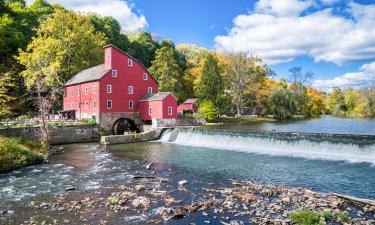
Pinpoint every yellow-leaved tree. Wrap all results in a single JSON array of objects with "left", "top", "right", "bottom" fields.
[{"left": 17, "top": 6, "right": 106, "bottom": 148}]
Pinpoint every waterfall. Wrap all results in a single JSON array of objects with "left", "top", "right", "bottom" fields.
[{"left": 162, "top": 129, "right": 375, "bottom": 164}]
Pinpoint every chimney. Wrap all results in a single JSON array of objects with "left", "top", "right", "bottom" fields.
[{"left": 104, "top": 45, "right": 113, "bottom": 69}]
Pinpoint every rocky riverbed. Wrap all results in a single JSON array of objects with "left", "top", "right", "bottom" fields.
[{"left": 2, "top": 159, "right": 375, "bottom": 225}]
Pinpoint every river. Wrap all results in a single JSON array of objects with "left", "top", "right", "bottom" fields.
[{"left": 1, "top": 115, "right": 375, "bottom": 224}]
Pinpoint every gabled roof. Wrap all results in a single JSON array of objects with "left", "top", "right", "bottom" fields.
[
  {"left": 65, "top": 64, "right": 110, "bottom": 86},
  {"left": 139, "top": 92, "right": 177, "bottom": 101},
  {"left": 104, "top": 44, "right": 159, "bottom": 84},
  {"left": 183, "top": 98, "right": 198, "bottom": 104}
]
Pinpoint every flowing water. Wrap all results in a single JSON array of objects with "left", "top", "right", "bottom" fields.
[{"left": 1, "top": 116, "right": 375, "bottom": 223}]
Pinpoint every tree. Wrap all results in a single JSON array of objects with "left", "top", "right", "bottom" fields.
[
  {"left": 0, "top": 72, "right": 16, "bottom": 119},
  {"left": 18, "top": 7, "right": 106, "bottom": 88},
  {"left": 90, "top": 15, "right": 130, "bottom": 52},
  {"left": 148, "top": 46, "right": 182, "bottom": 97},
  {"left": 196, "top": 53, "right": 229, "bottom": 114},
  {"left": 198, "top": 100, "right": 217, "bottom": 121},
  {"left": 324, "top": 87, "right": 346, "bottom": 116},
  {"left": 288, "top": 67, "right": 314, "bottom": 115},
  {"left": 223, "top": 53, "right": 270, "bottom": 116},
  {"left": 128, "top": 31, "right": 159, "bottom": 68},
  {"left": 17, "top": 7, "right": 106, "bottom": 148},
  {"left": 267, "top": 88, "right": 298, "bottom": 120}
]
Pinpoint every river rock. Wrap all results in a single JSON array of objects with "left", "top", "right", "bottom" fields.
[
  {"left": 178, "top": 180, "right": 188, "bottom": 186},
  {"left": 65, "top": 186, "right": 75, "bottom": 191},
  {"left": 136, "top": 184, "right": 146, "bottom": 191}
]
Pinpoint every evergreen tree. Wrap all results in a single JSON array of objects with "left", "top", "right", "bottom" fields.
[
  {"left": 196, "top": 54, "right": 224, "bottom": 105},
  {"left": 148, "top": 46, "right": 182, "bottom": 97}
]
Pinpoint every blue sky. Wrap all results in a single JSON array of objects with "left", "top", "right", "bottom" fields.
[
  {"left": 27, "top": 0, "right": 375, "bottom": 90},
  {"left": 134, "top": 0, "right": 375, "bottom": 89}
]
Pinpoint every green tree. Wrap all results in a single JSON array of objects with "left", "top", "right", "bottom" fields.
[
  {"left": 128, "top": 31, "right": 159, "bottom": 68},
  {"left": 198, "top": 99, "right": 217, "bottom": 121},
  {"left": 196, "top": 53, "right": 229, "bottom": 114},
  {"left": 149, "top": 46, "right": 182, "bottom": 97},
  {"left": 90, "top": 15, "right": 130, "bottom": 52},
  {"left": 18, "top": 7, "right": 106, "bottom": 88},
  {"left": 324, "top": 87, "right": 346, "bottom": 116},
  {"left": 267, "top": 88, "right": 298, "bottom": 120},
  {"left": 0, "top": 71, "right": 16, "bottom": 119}
]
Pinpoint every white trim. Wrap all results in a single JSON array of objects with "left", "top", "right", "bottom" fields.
[
  {"left": 148, "top": 87, "right": 153, "bottom": 95},
  {"left": 70, "top": 102, "right": 73, "bottom": 109},
  {"left": 93, "top": 100, "right": 96, "bottom": 109},
  {"left": 128, "top": 86, "right": 133, "bottom": 94},
  {"left": 128, "top": 100, "right": 133, "bottom": 109},
  {"left": 84, "top": 101, "right": 88, "bottom": 109},
  {"left": 128, "top": 59, "right": 133, "bottom": 67},
  {"left": 78, "top": 89, "right": 80, "bottom": 96},
  {"left": 84, "top": 87, "right": 88, "bottom": 95},
  {"left": 112, "top": 70, "right": 117, "bottom": 77},
  {"left": 93, "top": 86, "right": 96, "bottom": 94},
  {"left": 148, "top": 107, "right": 152, "bottom": 115},
  {"left": 71, "top": 90, "right": 74, "bottom": 97},
  {"left": 106, "top": 100, "right": 112, "bottom": 109},
  {"left": 107, "top": 84, "right": 112, "bottom": 93},
  {"left": 143, "top": 73, "right": 148, "bottom": 80},
  {"left": 168, "top": 106, "right": 173, "bottom": 115}
]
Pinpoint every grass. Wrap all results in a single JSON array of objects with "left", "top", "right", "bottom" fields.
[
  {"left": 0, "top": 136, "right": 45, "bottom": 173},
  {"left": 288, "top": 210, "right": 333, "bottom": 225}
]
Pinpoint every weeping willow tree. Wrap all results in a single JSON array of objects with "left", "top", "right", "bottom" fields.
[{"left": 267, "top": 88, "right": 298, "bottom": 120}]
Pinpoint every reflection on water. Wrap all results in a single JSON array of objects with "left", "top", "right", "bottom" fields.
[{"left": 207, "top": 115, "right": 375, "bottom": 135}]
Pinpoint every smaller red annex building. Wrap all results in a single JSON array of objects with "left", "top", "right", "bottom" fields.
[
  {"left": 177, "top": 98, "right": 198, "bottom": 114},
  {"left": 61, "top": 44, "right": 177, "bottom": 132}
]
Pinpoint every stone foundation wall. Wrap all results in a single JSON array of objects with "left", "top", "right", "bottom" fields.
[
  {"left": 0, "top": 126, "right": 100, "bottom": 145},
  {"left": 98, "top": 112, "right": 141, "bottom": 132},
  {"left": 151, "top": 118, "right": 206, "bottom": 128}
]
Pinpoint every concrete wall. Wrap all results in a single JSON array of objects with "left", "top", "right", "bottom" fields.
[
  {"left": 152, "top": 118, "right": 206, "bottom": 128},
  {"left": 100, "top": 128, "right": 164, "bottom": 145},
  {"left": 0, "top": 126, "right": 100, "bottom": 145}
]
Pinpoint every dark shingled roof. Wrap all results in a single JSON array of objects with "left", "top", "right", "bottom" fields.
[
  {"left": 140, "top": 92, "right": 177, "bottom": 101},
  {"left": 66, "top": 64, "right": 110, "bottom": 86},
  {"left": 183, "top": 98, "right": 198, "bottom": 104}
]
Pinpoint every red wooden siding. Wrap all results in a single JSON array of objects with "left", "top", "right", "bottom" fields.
[{"left": 139, "top": 94, "right": 177, "bottom": 120}]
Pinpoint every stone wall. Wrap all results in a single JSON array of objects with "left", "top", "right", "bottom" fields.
[
  {"left": 152, "top": 118, "right": 206, "bottom": 128},
  {"left": 0, "top": 126, "right": 100, "bottom": 145},
  {"left": 98, "top": 112, "right": 141, "bottom": 132},
  {"left": 100, "top": 128, "right": 164, "bottom": 145}
]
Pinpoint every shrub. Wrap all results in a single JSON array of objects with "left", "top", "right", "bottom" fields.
[
  {"left": 288, "top": 211, "right": 321, "bottom": 225},
  {"left": 81, "top": 118, "right": 97, "bottom": 126},
  {"left": 198, "top": 100, "right": 218, "bottom": 122},
  {"left": 0, "top": 136, "right": 44, "bottom": 173},
  {"left": 338, "top": 212, "right": 350, "bottom": 222}
]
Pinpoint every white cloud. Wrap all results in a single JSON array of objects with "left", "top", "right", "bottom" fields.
[
  {"left": 313, "top": 61, "right": 375, "bottom": 89},
  {"left": 215, "top": 1, "right": 375, "bottom": 65},
  {"left": 27, "top": 0, "right": 147, "bottom": 31},
  {"left": 255, "top": 0, "right": 315, "bottom": 17}
]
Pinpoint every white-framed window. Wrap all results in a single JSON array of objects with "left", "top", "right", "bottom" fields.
[
  {"left": 168, "top": 106, "right": 173, "bottom": 115},
  {"left": 128, "top": 86, "right": 133, "bottom": 94},
  {"left": 71, "top": 90, "right": 74, "bottom": 97},
  {"left": 93, "top": 86, "right": 96, "bottom": 94},
  {"left": 128, "top": 59, "right": 133, "bottom": 67},
  {"left": 148, "top": 107, "right": 152, "bottom": 115},
  {"left": 143, "top": 73, "right": 148, "bottom": 80},
  {"left": 70, "top": 102, "right": 74, "bottom": 109},
  {"left": 112, "top": 70, "right": 117, "bottom": 77},
  {"left": 85, "top": 87, "right": 88, "bottom": 95},
  {"left": 107, "top": 84, "right": 112, "bottom": 93},
  {"left": 147, "top": 87, "right": 152, "bottom": 95},
  {"left": 78, "top": 89, "right": 80, "bottom": 96},
  {"left": 106, "top": 100, "right": 112, "bottom": 109},
  {"left": 93, "top": 100, "right": 96, "bottom": 109},
  {"left": 128, "top": 100, "right": 133, "bottom": 109},
  {"left": 85, "top": 101, "right": 88, "bottom": 109}
]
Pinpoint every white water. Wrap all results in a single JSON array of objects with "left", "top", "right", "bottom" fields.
[{"left": 166, "top": 130, "right": 375, "bottom": 164}]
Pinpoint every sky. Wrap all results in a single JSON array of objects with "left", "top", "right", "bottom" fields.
[{"left": 26, "top": 0, "right": 375, "bottom": 90}]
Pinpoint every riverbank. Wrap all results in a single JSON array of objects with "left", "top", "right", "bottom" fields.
[
  {"left": 2, "top": 158, "right": 374, "bottom": 224},
  {"left": 0, "top": 136, "right": 45, "bottom": 173}
]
